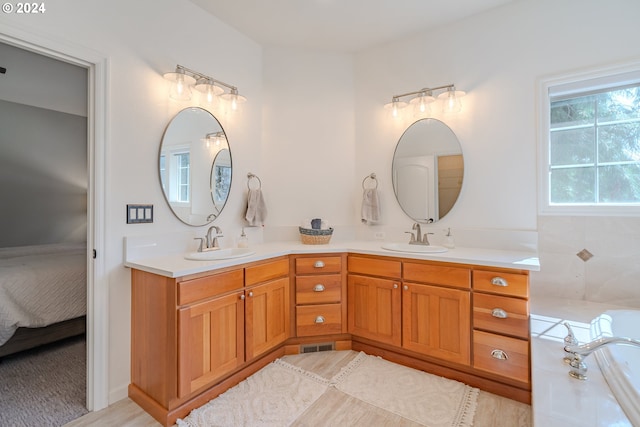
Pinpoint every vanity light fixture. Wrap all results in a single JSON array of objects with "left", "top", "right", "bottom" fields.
[
  {"left": 163, "top": 65, "right": 246, "bottom": 108},
  {"left": 385, "top": 84, "right": 465, "bottom": 117},
  {"left": 204, "top": 131, "right": 226, "bottom": 148}
]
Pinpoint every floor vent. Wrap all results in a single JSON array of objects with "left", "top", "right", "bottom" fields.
[{"left": 300, "top": 342, "right": 335, "bottom": 353}]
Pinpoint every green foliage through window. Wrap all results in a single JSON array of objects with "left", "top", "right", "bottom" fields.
[{"left": 549, "top": 85, "right": 640, "bottom": 204}]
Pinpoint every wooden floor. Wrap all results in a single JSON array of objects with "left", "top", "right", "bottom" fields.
[{"left": 65, "top": 351, "right": 531, "bottom": 427}]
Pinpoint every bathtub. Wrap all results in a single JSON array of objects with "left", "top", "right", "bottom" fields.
[{"left": 590, "top": 310, "right": 640, "bottom": 426}]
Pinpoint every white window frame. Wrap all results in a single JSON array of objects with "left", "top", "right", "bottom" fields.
[{"left": 538, "top": 61, "right": 640, "bottom": 216}]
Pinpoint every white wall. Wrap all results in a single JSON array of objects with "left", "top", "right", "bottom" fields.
[
  {"left": 354, "top": 0, "right": 640, "bottom": 306},
  {"left": 262, "top": 47, "right": 355, "bottom": 235},
  {"left": 1, "top": 0, "right": 263, "bottom": 403}
]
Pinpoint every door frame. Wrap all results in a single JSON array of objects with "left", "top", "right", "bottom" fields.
[{"left": 0, "top": 25, "right": 110, "bottom": 411}]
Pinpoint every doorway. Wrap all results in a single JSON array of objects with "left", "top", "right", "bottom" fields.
[{"left": 0, "top": 29, "right": 109, "bottom": 413}]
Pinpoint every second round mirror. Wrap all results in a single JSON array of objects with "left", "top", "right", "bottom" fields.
[{"left": 392, "top": 118, "right": 463, "bottom": 223}]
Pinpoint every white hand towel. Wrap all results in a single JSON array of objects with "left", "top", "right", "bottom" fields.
[
  {"left": 245, "top": 189, "right": 267, "bottom": 226},
  {"left": 361, "top": 188, "right": 381, "bottom": 224}
]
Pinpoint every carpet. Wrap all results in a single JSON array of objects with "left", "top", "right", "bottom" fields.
[
  {"left": 178, "top": 351, "right": 478, "bottom": 427},
  {"left": 0, "top": 335, "right": 88, "bottom": 427}
]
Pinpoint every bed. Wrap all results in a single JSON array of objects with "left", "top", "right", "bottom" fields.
[{"left": 0, "top": 243, "right": 87, "bottom": 358}]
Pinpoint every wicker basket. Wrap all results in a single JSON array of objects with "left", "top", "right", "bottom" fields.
[{"left": 299, "top": 227, "right": 333, "bottom": 245}]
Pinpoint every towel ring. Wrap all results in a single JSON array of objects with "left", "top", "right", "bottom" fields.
[
  {"left": 247, "top": 173, "right": 262, "bottom": 190},
  {"left": 362, "top": 173, "right": 378, "bottom": 190}
]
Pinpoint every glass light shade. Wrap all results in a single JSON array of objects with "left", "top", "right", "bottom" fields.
[
  {"left": 384, "top": 99, "right": 408, "bottom": 118},
  {"left": 164, "top": 70, "right": 196, "bottom": 101},
  {"left": 438, "top": 89, "right": 466, "bottom": 113},
  {"left": 195, "top": 80, "right": 224, "bottom": 105},
  {"left": 221, "top": 90, "right": 247, "bottom": 111},
  {"left": 410, "top": 92, "right": 435, "bottom": 117}
]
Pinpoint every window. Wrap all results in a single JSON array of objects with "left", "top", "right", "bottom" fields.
[
  {"left": 175, "top": 152, "right": 190, "bottom": 203},
  {"left": 539, "top": 64, "right": 640, "bottom": 215}
]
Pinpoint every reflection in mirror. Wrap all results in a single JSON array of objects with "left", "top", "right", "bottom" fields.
[
  {"left": 159, "top": 107, "right": 231, "bottom": 226},
  {"left": 392, "top": 118, "right": 463, "bottom": 223},
  {"left": 211, "top": 148, "right": 231, "bottom": 215}
]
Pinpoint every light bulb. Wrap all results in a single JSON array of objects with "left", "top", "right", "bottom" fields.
[
  {"left": 164, "top": 68, "right": 195, "bottom": 101},
  {"left": 384, "top": 98, "right": 407, "bottom": 118},
  {"left": 221, "top": 89, "right": 247, "bottom": 112},
  {"left": 410, "top": 91, "right": 435, "bottom": 117},
  {"left": 438, "top": 87, "right": 465, "bottom": 113}
]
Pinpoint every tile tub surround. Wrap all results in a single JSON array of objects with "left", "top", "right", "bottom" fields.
[{"left": 530, "top": 297, "right": 635, "bottom": 427}]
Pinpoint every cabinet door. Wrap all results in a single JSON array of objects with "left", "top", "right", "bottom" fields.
[
  {"left": 245, "top": 277, "right": 290, "bottom": 360},
  {"left": 402, "top": 283, "right": 470, "bottom": 365},
  {"left": 347, "top": 274, "right": 401, "bottom": 346},
  {"left": 177, "top": 291, "right": 245, "bottom": 398}
]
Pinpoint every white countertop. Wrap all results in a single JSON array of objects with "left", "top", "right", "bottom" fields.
[
  {"left": 124, "top": 239, "right": 540, "bottom": 278},
  {"left": 530, "top": 297, "right": 632, "bottom": 427}
]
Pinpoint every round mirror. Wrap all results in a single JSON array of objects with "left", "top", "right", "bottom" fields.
[
  {"left": 392, "top": 118, "right": 463, "bottom": 223},
  {"left": 159, "top": 107, "right": 231, "bottom": 226}
]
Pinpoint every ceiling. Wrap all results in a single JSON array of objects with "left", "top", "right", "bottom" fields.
[{"left": 188, "top": 0, "right": 517, "bottom": 53}]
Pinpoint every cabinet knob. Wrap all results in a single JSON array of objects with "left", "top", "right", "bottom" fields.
[
  {"left": 314, "top": 315, "right": 325, "bottom": 324},
  {"left": 248, "top": 291, "right": 253, "bottom": 297},
  {"left": 491, "top": 349, "right": 509, "bottom": 360},
  {"left": 403, "top": 285, "right": 409, "bottom": 291},
  {"left": 313, "top": 284, "right": 325, "bottom": 292},
  {"left": 491, "top": 308, "right": 508, "bottom": 319},
  {"left": 393, "top": 283, "right": 398, "bottom": 289},
  {"left": 240, "top": 294, "right": 246, "bottom": 300},
  {"left": 313, "top": 260, "right": 325, "bottom": 268},
  {"left": 491, "top": 277, "right": 508, "bottom": 287}
]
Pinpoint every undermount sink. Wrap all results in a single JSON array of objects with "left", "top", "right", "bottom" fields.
[
  {"left": 184, "top": 247, "right": 256, "bottom": 261},
  {"left": 381, "top": 243, "right": 448, "bottom": 254}
]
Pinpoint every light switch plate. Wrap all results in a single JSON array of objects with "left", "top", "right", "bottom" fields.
[{"left": 127, "top": 204, "right": 153, "bottom": 224}]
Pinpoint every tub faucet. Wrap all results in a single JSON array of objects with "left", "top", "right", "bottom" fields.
[{"left": 564, "top": 336, "right": 640, "bottom": 380}]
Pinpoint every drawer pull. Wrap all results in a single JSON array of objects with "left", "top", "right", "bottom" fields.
[
  {"left": 313, "top": 284, "right": 325, "bottom": 292},
  {"left": 491, "top": 349, "right": 509, "bottom": 360},
  {"left": 403, "top": 285, "right": 409, "bottom": 291},
  {"left": 248, "top": 291, "right": 253, "bottom": 297},
  {"left": 491, "top": 277, "right": 508, "bottom": 287},
  {"left": 240, "top": 294, "right": 246, "bottom": 300},
  {"left": 313, "top": 260, "right": 325, "bottom": 268},
  {"left": 393, "top": 283, "right": 398, "bottom": 289},
  {"left": 491, "top": 308, "right": 508, "bottom": 319},
  {"left": 314, "top": 315, "right": 325, "bottom": 324}
]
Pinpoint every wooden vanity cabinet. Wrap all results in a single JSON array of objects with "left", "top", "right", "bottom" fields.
[
  {"left": 245, "top": 258, "right": 291, "bottom": 361},
  {"left": 293, "top": 254, "right": 346, "bottom": 337},
  {"left": 176, "top": 269, "right": 246, "bottom": 399},
  {"left": 130, "top": 257, "right": 291, "bottom": 426},
  {"left": 471, "top": 268, "right": 530, "bottom": 385},
  {"left": 347, "top": 256, "right": 402, "bottom": 346}
]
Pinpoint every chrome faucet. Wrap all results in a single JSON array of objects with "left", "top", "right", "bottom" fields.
[
  {"left": 564, "top": 336, "right": 640, "bottom": 380},
  {"left": 406, "top": 223, "right": 433, "bottom": 245},
  {"left": 206, "top": 225, "right": 223, "bottom": 250}
]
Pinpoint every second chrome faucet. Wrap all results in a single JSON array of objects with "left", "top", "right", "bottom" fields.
[{"left": 406, "top": 222, "right": 434, "bottom": 245}]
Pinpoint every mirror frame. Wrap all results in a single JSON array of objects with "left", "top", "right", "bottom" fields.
[
  {"left": 392, "top": 118, "right": 464, "bottom": 223},
  {"left": 158, "top": 107, "right": 231, "bottom": 226}
]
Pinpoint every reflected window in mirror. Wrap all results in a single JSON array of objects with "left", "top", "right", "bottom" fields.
[{"left": 160, "top": 107, "right": 232, "bottom": 226}]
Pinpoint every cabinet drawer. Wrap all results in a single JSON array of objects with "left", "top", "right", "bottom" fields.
[
  {"left": 296, "top": 304, "right": 342, "bottom": 337},
  {"left": 348, "top": 255, "right": 401, "bottom": 278},
  {"left": 178, "top": 269, "right": 244, "bottom": 306},
  {"left": 473, "top": 293, "right": 529, "bottom": 338},
  {"left": 296, "top": 275, "right": 342, "bottom": 304},
  {"left": 473, "top": 330, "right": 529, "bottom": 384},
  {"left": 245, "top": 258, "right": 289, "bottom": 286},
  {"left": 295, "top": 256, "right": 342, "bottom": 274},
  {"left": 473, "top": 270, "right": 528, "bottom": 298},
  {"left": 404, "top": 262, "right": 471, "bottom": 289}
]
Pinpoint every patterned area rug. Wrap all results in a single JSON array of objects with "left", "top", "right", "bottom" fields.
[
  {"left": 176, "top": 359, "right": 330, "bottom": 427},
  {"left": 332, "top": 352, "right": 478, "bottom": 427},
  {"left": 178, "top": 351, "right": 478, "bottom": 427}
]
